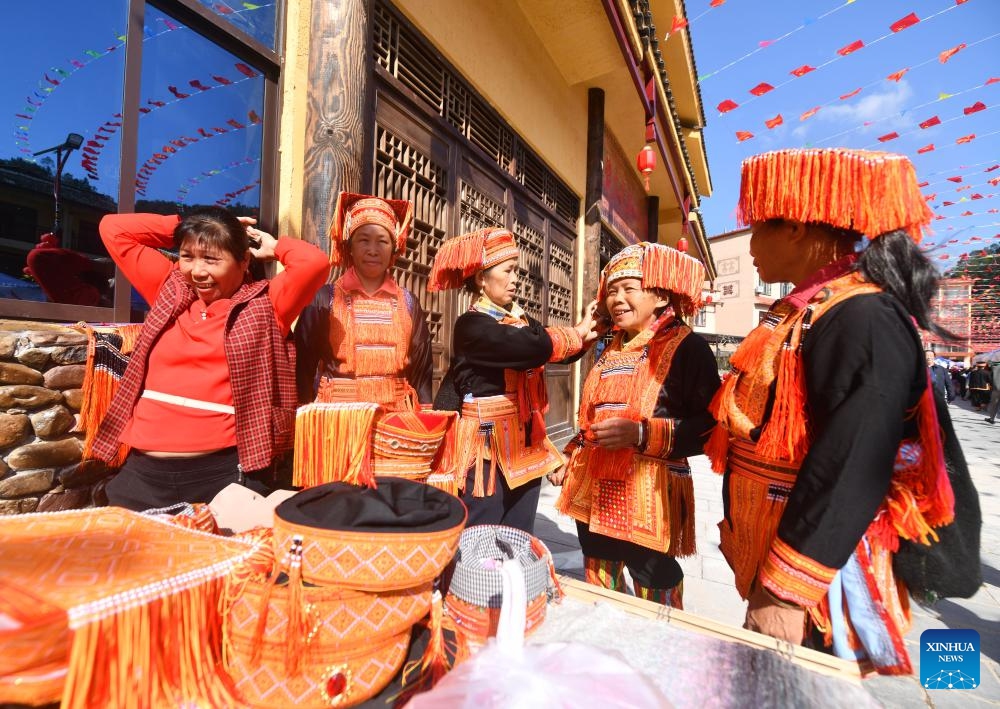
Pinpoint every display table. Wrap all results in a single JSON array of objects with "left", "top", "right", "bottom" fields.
[{"left": 530, "top": 576, "right": 876, "bottom": 708}]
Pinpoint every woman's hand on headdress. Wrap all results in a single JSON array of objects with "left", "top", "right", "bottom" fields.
[{"left": 574, "top": 299, "right": 608, "bottom": 345}]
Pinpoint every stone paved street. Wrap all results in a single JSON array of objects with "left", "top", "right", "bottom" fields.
[{"left": 535, "top": 395, "right": 1000, "bottom": 707}]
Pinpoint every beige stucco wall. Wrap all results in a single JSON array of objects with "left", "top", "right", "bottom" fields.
[
  {"left": 710, "top": 231, "right": 761, "bottom": 337},
  {"left": 276, "top": 1, "right": 313, "bottom": 241},
  {"left": 391, "top": 0, "right": 589, "bottom": 197}
]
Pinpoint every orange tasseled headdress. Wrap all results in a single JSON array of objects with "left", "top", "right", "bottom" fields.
[
  {"left": 598, "top": 242, "right": 706, "bottom": 316},
  {"left": 427, "top": 228, "right": 519, "bottom": 292},
  {"left": 737, "top": 148, "right": 934, "bottom": 242},
  {"left": 329, "top": 192, "right": 413, "bottom": 266}
]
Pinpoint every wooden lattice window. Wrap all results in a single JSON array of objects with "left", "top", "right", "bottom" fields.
[
  {"left": 511, "top": 219, "right": 545, "bottom": 322},
  {"left": 459, "top": 181, "right": 504, "bottom": 233},
  {"left": 548, "top": 240, "right": 573, "bottom": 325},
  {"left": 374, "top": 125, "right": 448, "bottom": 343},
  {"left": 373, "top": 1, "right": 579, "bottom": 227}
]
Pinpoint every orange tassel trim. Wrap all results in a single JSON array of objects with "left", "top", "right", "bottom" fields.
[
  {"left": 754, "top": 331, "right": 810, "bottom": 463},
  {"left": 78, "top": 324, "right": 143, "bottom": 466},
  {"left": 738, "top": 148, "right": 933, "bottom": 242},
  {"left": 292, "top": 403, "right": 381, "bottom": 488}
]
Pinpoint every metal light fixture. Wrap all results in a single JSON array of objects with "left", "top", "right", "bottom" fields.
[{"left": 32, "top": 132, "right": 84, "bottom": 237}]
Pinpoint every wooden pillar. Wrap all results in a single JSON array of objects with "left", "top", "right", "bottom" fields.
[
  {"left": 301, "top": 0, "right": 372, "bottom": 252},
  {"left": 584, "top": 88, "right": 605, "bottom": 301},
  {"left": 646, "top": 195, "right": 659, "bottom": 243}
]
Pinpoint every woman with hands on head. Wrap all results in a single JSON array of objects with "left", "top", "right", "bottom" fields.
[
  {"left": 429, "top": 227, "right": 602, "bottom": 533},
  {"left": 555, "top": 241, "right": 720, "bottom": 609},
  {"left": 94, "top": 207, "right": 330, "bottom": 511}
]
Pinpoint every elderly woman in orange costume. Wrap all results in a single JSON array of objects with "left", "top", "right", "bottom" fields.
[
  {"left": 294, "top": 193, "right": 461, "bottom": 488},
  {"left": 707, "top": 148, "right": 971, "bottom": 674},
  {"left": 295, "top": 192, "right": 432, "bottom": 410},
  {"left": 555, "top": 241, "right": 719, "bottom": 609},
  {"left": 429, "top": 227, "right": 601, "bottom": 533}
]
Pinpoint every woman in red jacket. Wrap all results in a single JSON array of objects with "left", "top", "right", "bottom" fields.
[{"left": 94, "top": 207, "right": 329, "bottom": 511}]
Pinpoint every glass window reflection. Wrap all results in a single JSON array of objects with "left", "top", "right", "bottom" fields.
[
  {"left": 198, "top": 0, "right": 279, "bottom": 51},
  {"left": 137, "top": 6, "right": 265, "bottom": 222},
  {"left": 0, "top": 1, "right": 126, "bottom": 305}
]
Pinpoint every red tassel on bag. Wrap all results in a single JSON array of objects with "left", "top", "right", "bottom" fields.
[{"left": 395, "top": 590, "right": 454, "bottom": 704}]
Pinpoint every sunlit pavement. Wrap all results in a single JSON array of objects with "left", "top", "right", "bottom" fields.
[{"left": 535, "top": 396, "right": 1000, "bottom": 707}]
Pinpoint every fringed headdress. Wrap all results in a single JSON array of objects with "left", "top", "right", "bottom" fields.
[
  {"left": 427, "top": 228, "right": 519, "bottom": 291},
  {"left": 330, "top": 192, "right": 413, "bottom": 266},
  {"left": 598, "top": 242, "right": 706, "bottom": 316},
  {"left": 737, "top": 148, "right": 933, "bottom": 242}
]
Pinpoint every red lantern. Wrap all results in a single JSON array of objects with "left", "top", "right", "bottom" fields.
[
  {"left": 637, "top": 144, "right": 656, "bottom": 192},
  {"left": 704, "top": 294, "right": 713, "bottom": 304},
  {"left": 677, "top": 237, "right": 689, "bottom": 253}
]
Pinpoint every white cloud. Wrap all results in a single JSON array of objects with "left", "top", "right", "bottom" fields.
[{"left": 818, "top": 80, "right": 914, "bottom": 133}]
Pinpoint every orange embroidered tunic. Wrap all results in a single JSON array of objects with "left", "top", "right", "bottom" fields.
[
  {"left": 707, "top": 269, "right": 954, "bottom": 618},
  {"left": 442, "top": 301, "right": 584, "bottom": 496},
  {"left": 294, "top": 268, "right": 433, "bottom": 411}
]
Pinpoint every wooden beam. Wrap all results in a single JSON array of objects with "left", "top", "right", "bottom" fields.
[{"left": 301, "top": 0, "right": 371, "bottom": 252}]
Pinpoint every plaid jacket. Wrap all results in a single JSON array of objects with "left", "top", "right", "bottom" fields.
[{"left": 92, "top": 270, "right": 297, "bottom": 471}]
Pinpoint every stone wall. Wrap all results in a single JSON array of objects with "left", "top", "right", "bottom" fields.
[{"left": 0, "top": 320, "right": 111, "bottom": 515}]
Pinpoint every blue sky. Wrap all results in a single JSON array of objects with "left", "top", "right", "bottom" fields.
[
  {"left": 3, "top": 2, "right": 272, "bottom": 211},
  {"left": 685, "top": 0, "right": 999, "bottom": 270}
]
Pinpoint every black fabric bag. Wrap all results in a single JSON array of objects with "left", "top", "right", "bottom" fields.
[{"left": 893, "top": 390, "right": 982, "bottom": 604}]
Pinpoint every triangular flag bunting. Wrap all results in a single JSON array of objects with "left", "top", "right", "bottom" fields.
[
  {"left": 837, "top": 39, "right": 864, "bottom": 56},
  {"left": 669, "top": 15, "right": 688, "bottom": 34},
  {"left": 938, "top": 92, "right": 954, "bottom": 100},
  {"left": 986, "top": 77, "right": 1000, "bottom": 86},
  {"left": 985, "top": 165, "right": 1000, "bottom": 172},
  {"left": 749, "top": 82, "right": 775, "bottom": 96},
  {"left": 735, "top": 131, "right": 754, "bottom": 142},
  {"left": 711, "top": 0, "right": 725, "bottom": 6},
  {"left": 956, "top": 134, "right": 975, "bottom": 144},
  {"left": 971, "top": 194, "right": 983, "bottom": 199},
  {"left": 939, "top": 43, "right": 966, "bottom": 64},
  {"left": 790, "top": 65, "right": 815, "bottom": 77},
  {"left": 890, "top": 13, "right": 919, "bottom": 32},
  {"left": 918, "top": 181, "right": 929, "bottom": 188},
  {"left": 840, "top": 88, "right": 862, "bottom": 100},
  {"left": 963, "top": 101, "right": 986, "bottom": 115},
  {"left": 943, "top": 201, "right": 955, "bottom": 206},
  {"left": 919, "top": 115, "right": 941, "bottom": 129},
  {"left": 717, "top": 99, "right": 739, "bottom": 113},
  {"left": 947, "top": 176, "right": 963, "bottom": 183},
  {"left": 878, "top": 132, "right": 899, "bottom": 142},
  {"left": 800, "top": 107, "right": 821, "bottom": 121},
  {"left": 764, "top": 114, "right": 783, "bottom": 129},
  {"left": 886, "top": 68, "right": 909, "bottom": 82}
]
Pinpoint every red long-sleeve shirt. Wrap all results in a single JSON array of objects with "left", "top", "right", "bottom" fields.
[{"left": 100, "top": 213, "right": 329, "bottom": 453}]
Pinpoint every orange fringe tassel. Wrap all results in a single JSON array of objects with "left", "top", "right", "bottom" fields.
[
  {"left": 667, "top": 468, "right": 697, "bottom": 557},
  {"left": 78, "top": 324, "right": 143, "bottom": 466},
  {"left": 737, "top": 148, "right": 933, "bottom": 242},
  {"left": 755, "top": 339, "right": 809, "bottom": 463},
  {"left": 910, "top": 382, "right": 955, "bottom": 529},
  {"left": 292, "top": 403, "right": 381, "bottom": 488},
  {"left": 428, "top": 230, "right": 492, "bottom": 291},
  {"left": 705, "top": 374, "right": 737, "bottom": 473},
  {"left": 61, "top": 576, "right": 238, "bottom": 709}
]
